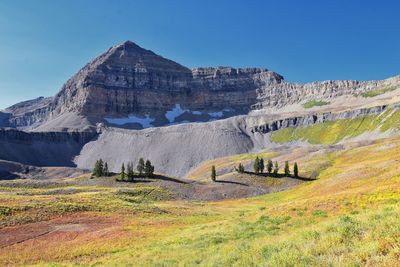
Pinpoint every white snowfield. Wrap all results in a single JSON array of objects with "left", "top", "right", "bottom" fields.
[
  {"left": 104, "top": 114, "right": 155, "bottom": 128},
  {"left": 165, "top": 103, "right": 232, "bottom": 122},
  {"left": 165, "top": 104, "right": 186, "bottom": 123},
  {"left": 208, "top": 111, "right": 224, "bottom": 118},
  {"left": 104, "top": 104, "right": 234, "bottom": 129}
]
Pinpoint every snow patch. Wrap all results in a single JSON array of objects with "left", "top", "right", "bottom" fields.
[
  {"left": 164, "top": 104, "right": 234, "bottom": 124},
  {"left": 165, "top": 104, "right": 187, "bottom": 123},
  {"left": 208, "top": 111, "right": 224, "bottom": 118},
  {"left": 105, "top": 115, "right": 155, "bottom": 128}
]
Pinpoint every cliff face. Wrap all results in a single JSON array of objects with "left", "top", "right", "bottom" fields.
[
  {"left": 2, "top": 40, "right": 400, "bottom": 131},
  {"left": 51, "top": 41, "right": 283, "bottom": 118},
  {"left": 248, "top": 105, "right": 392, "bottom": 134},
  {"left": 4, "top": 41, "right": 284, "bottom": 130},
  {"left": 0, "top": 129, "right": 97, "bottom": 166},
  {"left": 252, "top": 76, "right": 400, "bottom": 109},
  {"left": 0, "top": 103, "right": 399, "bottom": 177}
]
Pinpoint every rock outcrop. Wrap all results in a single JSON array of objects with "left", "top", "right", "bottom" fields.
[
  {"left": 3, "top": 41, "right": 283, "bottom": 130},
  {"left": 1, "top": 103, "right": 398, "bottom": 177},
  {"left": 0, "top": 129, "right": 97, "bottom": 166},
  {"left": 248, "top": 105, "right": 393, "bottom": 134},
  {"left": 1, "top": 40, "right": 400, "bottom": 178},
  {"left": 252, "top": 76, "right": 400, "bottom": 109},
  {"left": 2, "top": 40, "right": 399, "bottom": 131}
]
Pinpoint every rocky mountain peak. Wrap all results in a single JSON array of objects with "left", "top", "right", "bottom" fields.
[
  {"left": 107, "top": 40, "right": 157, "bottom": 58},
  {"left": 4, "top": 40, "right": 399, "bottom": 132}
]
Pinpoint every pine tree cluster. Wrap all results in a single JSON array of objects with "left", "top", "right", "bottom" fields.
[
  {"left": 92, "top": 159, "right": 110, "bottom": 177},
  {"left": 92, "top": 157, "right": 155, "bottom": 182}
]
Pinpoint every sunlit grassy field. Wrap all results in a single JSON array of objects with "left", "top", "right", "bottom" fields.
[
  {"left": 271, "top": 108, "right": 400, "bottom": 144},
  {"left": 1, "top": 135, "right": 400, "bottom": 266}
]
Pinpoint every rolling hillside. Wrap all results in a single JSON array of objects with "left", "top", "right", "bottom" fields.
[{"left": 1, "top": 128, "right": 400, "bottom": 266}]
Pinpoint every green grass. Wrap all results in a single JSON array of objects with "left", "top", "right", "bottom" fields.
[
  {"left": 0, "top": 180, "right": 174, "bottom": 227},
  {"left": 258, "top": 206, "right": 400, "bottom": 266},
  {"left": 358, "top": 86, "right": 398, "bottom": 98},
  {"left": 2, "top": 132, "right": 400, "bottom": 266},
  {"left": 271, "top": 108, "right": 400, "bottom": 144},
  {"left": 303, "top": 100, "right": 330, "bottom": 109}
]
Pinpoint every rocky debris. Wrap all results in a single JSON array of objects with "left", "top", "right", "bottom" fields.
[
  {"left": 0, "top": 103, "right": 399, "bottom": 178},
  {"left": 3, "top": 40, "right": 400, "bottom": 131},
  {"left": 1, "top": 40, "right": 400, "bottom": 180},
  {"left": 1, "top": 41, "right": 281, "bottom": 131}
]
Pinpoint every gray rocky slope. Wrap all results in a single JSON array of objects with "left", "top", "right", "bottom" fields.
[{"left": 1, "top": 40, "right": 400, "bottom": 177}]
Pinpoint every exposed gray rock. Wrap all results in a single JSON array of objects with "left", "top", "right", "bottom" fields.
[
  {"left": 1, "top": 40, "right": 400, "bottom": 180},
  {"left": 252, "top": 76, "right": 400, "bottom": 109},
  {"left": 4, "top": 97, "right": 53, "bottom": 129},
  {"left": 4, "top": 41, "right": 283, "bottom": 131},
  {"left": 0, "top": 160, "right": 88, "bottom": 180},
  {"left": 3, "top": 40, "right": 399, "bottom": 132},
  {"left": 1, "top": 103, "right": 396, "bottom": 178},
  {"left": 249, "top": 105, "right": 393, "bottom": 134},
  {"left": 0, "top": 129, "right": 97, "bottom": 166}
]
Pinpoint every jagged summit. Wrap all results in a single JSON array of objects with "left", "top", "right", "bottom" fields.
[
  {"left": 111, "top": 40, "right": 156, "bottom": 55},
  {"left": 78, "top": 39, "right": 192, "bottom": 79},
  {"left": 2, "top": 40, "right": 399, "bottom": 132}
]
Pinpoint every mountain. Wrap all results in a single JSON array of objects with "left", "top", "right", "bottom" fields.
[
  {"left": 0, "top": 40, "right": 400, "bottom": 177},
  {"left": 2, "top": 40, "right": 283, "bottom": 131}
]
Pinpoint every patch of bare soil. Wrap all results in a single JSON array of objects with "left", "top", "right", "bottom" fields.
[{"left": 0, "top": 213, "right": 116, "bottom": 249}]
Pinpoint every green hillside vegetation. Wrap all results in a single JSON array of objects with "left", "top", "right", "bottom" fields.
[
  {"left": 271, "top": 108, "right": 400, "bottom": 144},
  {"left": 303, "top": 100, "right": 330, "bottom": 108},
  {"left": 2, "top": 134, "right": 400, "bottom": 265},
  {"left": 358, "top": 85, "right": 399, "bottom": 98},
  {"left": 1, "top": 114, "right": 400, "bottom": 266}
]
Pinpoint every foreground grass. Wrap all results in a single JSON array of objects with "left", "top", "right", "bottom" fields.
[{"left": 1, "top": 136, "right": 400, "bottom": 266}]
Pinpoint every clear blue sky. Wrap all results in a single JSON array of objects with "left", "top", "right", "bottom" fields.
[{"left": 0, "top": 0, "right": 399, "bottom": 109}]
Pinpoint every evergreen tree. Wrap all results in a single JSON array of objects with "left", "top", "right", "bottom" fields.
[
  {"left": 144, "top": 160, "right": 154, "bottom": 177},
  {"left": 137, "top": 158, "right": 145, "bottom": 176},
  {"left": 98, "top": 159, "right": 104, "bottom": 176},
  {"left": 103, "top": 162, "right": 109, "bottom": 177},
  {"left": 236, "top": 163, "right": 245, "bottom": 173},
  {"left": 93, "top": 159, "right": 104, "bottom": 177},
  {"left": 92, "top": 160, "right": 99, "bottom": 177},
  {"left": 253, "top": 157, "right": 260, "bottom": 174},
  {"left": 120, "top": 163, "right": 125, "bottom": 181},
  {"left": 273, "top": 161, "right": 279, "bottom": 175},
  {"left": 284, "top": 161, "right": 290, "bottom": 176},
  {"left": 211, "top": 165, "right": 216, "bottom": 182},
  {"left": 294, "top": 162, "right": 299, "bottom": 178},
  {"left": 127, "top": 162, "right": 134, "bottom": 181},
  {"left": 259, "top": 158, "right": 265, "bottom": 173},
  {"left": 267, "top": 159, "right": 273, "bottom": 174},
  {"left": 150, "top": 164, "right": 155, "bottom": 177}
]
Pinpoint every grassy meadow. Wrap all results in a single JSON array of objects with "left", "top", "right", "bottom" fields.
[{"left": 1, "top": 135, "right": 400, "bottom": 266}]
